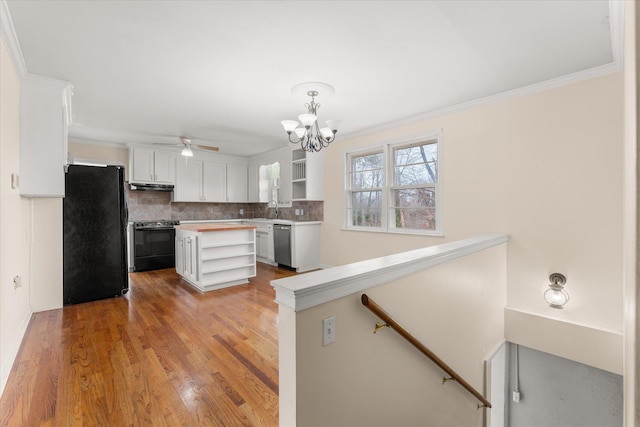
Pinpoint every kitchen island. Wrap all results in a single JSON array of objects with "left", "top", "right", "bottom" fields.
[{"left": 175, "top": 223, "right": 257, "bottom": 292}]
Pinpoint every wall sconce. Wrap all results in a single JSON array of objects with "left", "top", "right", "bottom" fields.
[{"left": 544, "top": 273, "right": 569, "bottom": 309}]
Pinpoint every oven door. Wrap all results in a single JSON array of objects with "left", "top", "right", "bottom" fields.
[{"left": 133, "top": 227, "right": 176, "bottom": 271}]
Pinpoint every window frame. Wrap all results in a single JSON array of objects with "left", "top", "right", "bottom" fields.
[
  {"left": 344, "top": 131, "right": 443, "bottom": 236},
  {"left": 345, "top": 146, "right": 386, "bottom": 232}
]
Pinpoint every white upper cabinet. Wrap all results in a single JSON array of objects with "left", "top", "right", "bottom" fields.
[
  {"left": 247, "top": 162, "right": 260, "bottom": 202},
  {"left": 174, "top": 158, "right": 203, "bottom": 201},
  {"left": 153, "top": 151, "right": 174, "bottom": 183},
  {"left": 19, "top": 75, "right": 72, "bottom": 197},
  {"left": 291, "top": 147, "right": 325, "bottom": 201},
  {"left": 130, "top": 148, "right": 175, "bottom": 184},
  {"left": 278, "top": 147, "right": 292, "bottom": 204},
  {"left": 202, "top": 161, "right": 226, "bottom": 202},
  {"left": 226, "top": 163, "right": 248, "bottom": 203},
  {"left": 173, "top": 158, "right": 226, "bottom": 202}
]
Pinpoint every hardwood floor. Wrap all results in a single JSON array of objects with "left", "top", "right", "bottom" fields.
[{"left": 0, "top": 263, "right": 296, "bottom": 426}]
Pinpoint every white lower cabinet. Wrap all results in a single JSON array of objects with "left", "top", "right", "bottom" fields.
[
  {"left": 176, "top": 230, "right": 198, "bottom": 283},
  {"left": 175, "top": 226, "right": 256, "bottom": 292},
  {"left": 242, "top": 220, "right": 320, "bottom": 271},
  {"left": 244, "top": 221, "right": 275, "bottom": 264},
  {"left": 289, "top": 222, "right": 321, "bottom": 272},
  {"left": 256, "top": 232, "right": 268, "bottom": 259}
]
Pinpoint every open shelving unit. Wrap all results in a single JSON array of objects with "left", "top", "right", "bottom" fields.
[
  {"left": 176, "top": 227, "right": 256, "bottom": 292},
  {"left": 292, "top": 148, "right": 307, "bottom": 200}
]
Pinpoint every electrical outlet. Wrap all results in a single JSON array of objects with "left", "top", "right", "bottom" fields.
[
  {"left": 300, "top": 208, "right": 304, "bottom": 215},
  {"left": 239, "top": 208, "right": 244, "bottom": 215},
  {"left": 512, "top": 391, "right": 520, "bottom": 403},
  {"left": 323, "top": 316, "right": 336, "bottom": 346},
  {"left": 295, "top": 209, "right": 300, "bottom": 215}
]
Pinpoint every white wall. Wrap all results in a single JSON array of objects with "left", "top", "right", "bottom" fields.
[
  {"left": 322, "top": 72, "right": 624, "bottom": 362},
  {"left": 289, "top": 244, "right": 506, "bottom": 426},
  {"left": 29, "top": 198, "right": 62, "bottom": 312},
  {"left": 0, "top": 34, "right": 32, "bottom": 395},
  {"left": 68, "top": 140, "right": 129, "bottom": 180}
]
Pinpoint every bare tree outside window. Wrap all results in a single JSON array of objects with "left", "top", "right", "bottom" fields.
[
  {"left": 392, "top": 142, "right": 437, "bottom": 230},
  {"left": 345, "top": 133, "right": 441, "bottom": 234},
  {"left": 348, "top": 152, "right": 383, "bottom": 227}
]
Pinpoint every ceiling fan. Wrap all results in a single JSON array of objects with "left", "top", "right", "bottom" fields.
[
  {"left": 153, "top": 136, "right": 220, "bottom": 157},
  {"left": 178, "top": 137, "right": 221, "bottom": 157}
]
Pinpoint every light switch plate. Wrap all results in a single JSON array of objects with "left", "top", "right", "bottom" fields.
[{"left": 323, "top": 316, "right": 336, "bottom": 346}]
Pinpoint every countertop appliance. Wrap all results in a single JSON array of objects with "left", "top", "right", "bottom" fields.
[
  {"left": 133, "top": 219, "right": 179, "bottom": 271},
  {"left": 63, "top": 165, "right": 129, "bottom": 305},
  {"left": 274, "top": 224, "right": 292, "bottom": 268}
]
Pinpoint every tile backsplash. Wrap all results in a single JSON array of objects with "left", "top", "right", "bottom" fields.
[{"left": 126, "top": 186, "right": 323, "bottom": 222}]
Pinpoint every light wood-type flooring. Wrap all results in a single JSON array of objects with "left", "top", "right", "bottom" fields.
[{"left": 0, "top": 263, "right": 296, "bottom": 426}]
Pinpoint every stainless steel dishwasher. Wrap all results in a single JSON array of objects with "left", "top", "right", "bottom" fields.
[{"left": 274, "top": 224, "right": 292, "bottom": 268}]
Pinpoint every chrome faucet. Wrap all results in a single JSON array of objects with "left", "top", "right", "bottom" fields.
[{"left": 269, "top": 198, "right": 279, "bottom": 219}]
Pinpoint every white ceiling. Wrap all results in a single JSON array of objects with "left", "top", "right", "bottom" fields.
[{"left": 5, "top": 0, "right": 621, "bottom": 157}]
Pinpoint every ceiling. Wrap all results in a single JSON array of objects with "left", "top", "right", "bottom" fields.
[{"left": 5, "top": 1, "right": 622, "bottom": 157}]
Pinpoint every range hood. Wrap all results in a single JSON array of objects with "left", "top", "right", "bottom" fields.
[{"left": 129, "top": 183, "right": 174, "bottom": 192}]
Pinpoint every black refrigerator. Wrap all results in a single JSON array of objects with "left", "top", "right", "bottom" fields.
[{"left": 63, "top": 164, "right": 129, "bottom": 305}]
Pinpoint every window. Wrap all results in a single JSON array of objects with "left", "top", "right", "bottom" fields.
[
  {"left": 347, "top": 150, "right": 384, "bottom": 227},
  {"left": 345, "top": 133, "right": 441, "bottom": 235}
]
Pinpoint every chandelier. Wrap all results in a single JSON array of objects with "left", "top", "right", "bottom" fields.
[{"left": 281, "top": 82, "right": 341, "bottom": 153}]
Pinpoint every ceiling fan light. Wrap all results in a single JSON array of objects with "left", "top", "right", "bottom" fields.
[
  {"left": 281, "top": 120, "right": 298, "bottom": 133},
  {"left": 181, "top": 146, "right": 194, "bottom": 157},
  {"left": 298, "top": 113, "right": 317, "bottom": 128}
]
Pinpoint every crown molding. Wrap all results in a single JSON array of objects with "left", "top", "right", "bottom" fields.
[
  {"left": 343, "top": 62, "right": 623, "bottom": 142},
  {"left": 344, "top": 0, "right": 626, "bottom": 142},
  {"left": 0, "top": 0, "right": 27, "bottom": 79}
]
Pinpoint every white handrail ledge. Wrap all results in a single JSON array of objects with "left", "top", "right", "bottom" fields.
[{"left": 271, "top": 233, "right": 509, "bottom": 311}]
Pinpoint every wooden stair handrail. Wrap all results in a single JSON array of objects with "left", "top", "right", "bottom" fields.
[{"left": 361, "top": 294, "right": 492, "bottom": 409}]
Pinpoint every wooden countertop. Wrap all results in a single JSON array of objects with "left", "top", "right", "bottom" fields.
[{"left": 176, "top": 223, "right": 257, "bottom": 232}]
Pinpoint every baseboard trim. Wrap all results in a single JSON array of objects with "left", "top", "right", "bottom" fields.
[{"left": 0, "top": 308, "right": 32, "bottom": 397}]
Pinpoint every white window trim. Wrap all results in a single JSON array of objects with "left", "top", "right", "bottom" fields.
[
  {"left": 343, "top": 130, "right": 443, "bottom": 236},
  {"left": 344, "top": 145, "right": 385, "bottom": 232}
]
